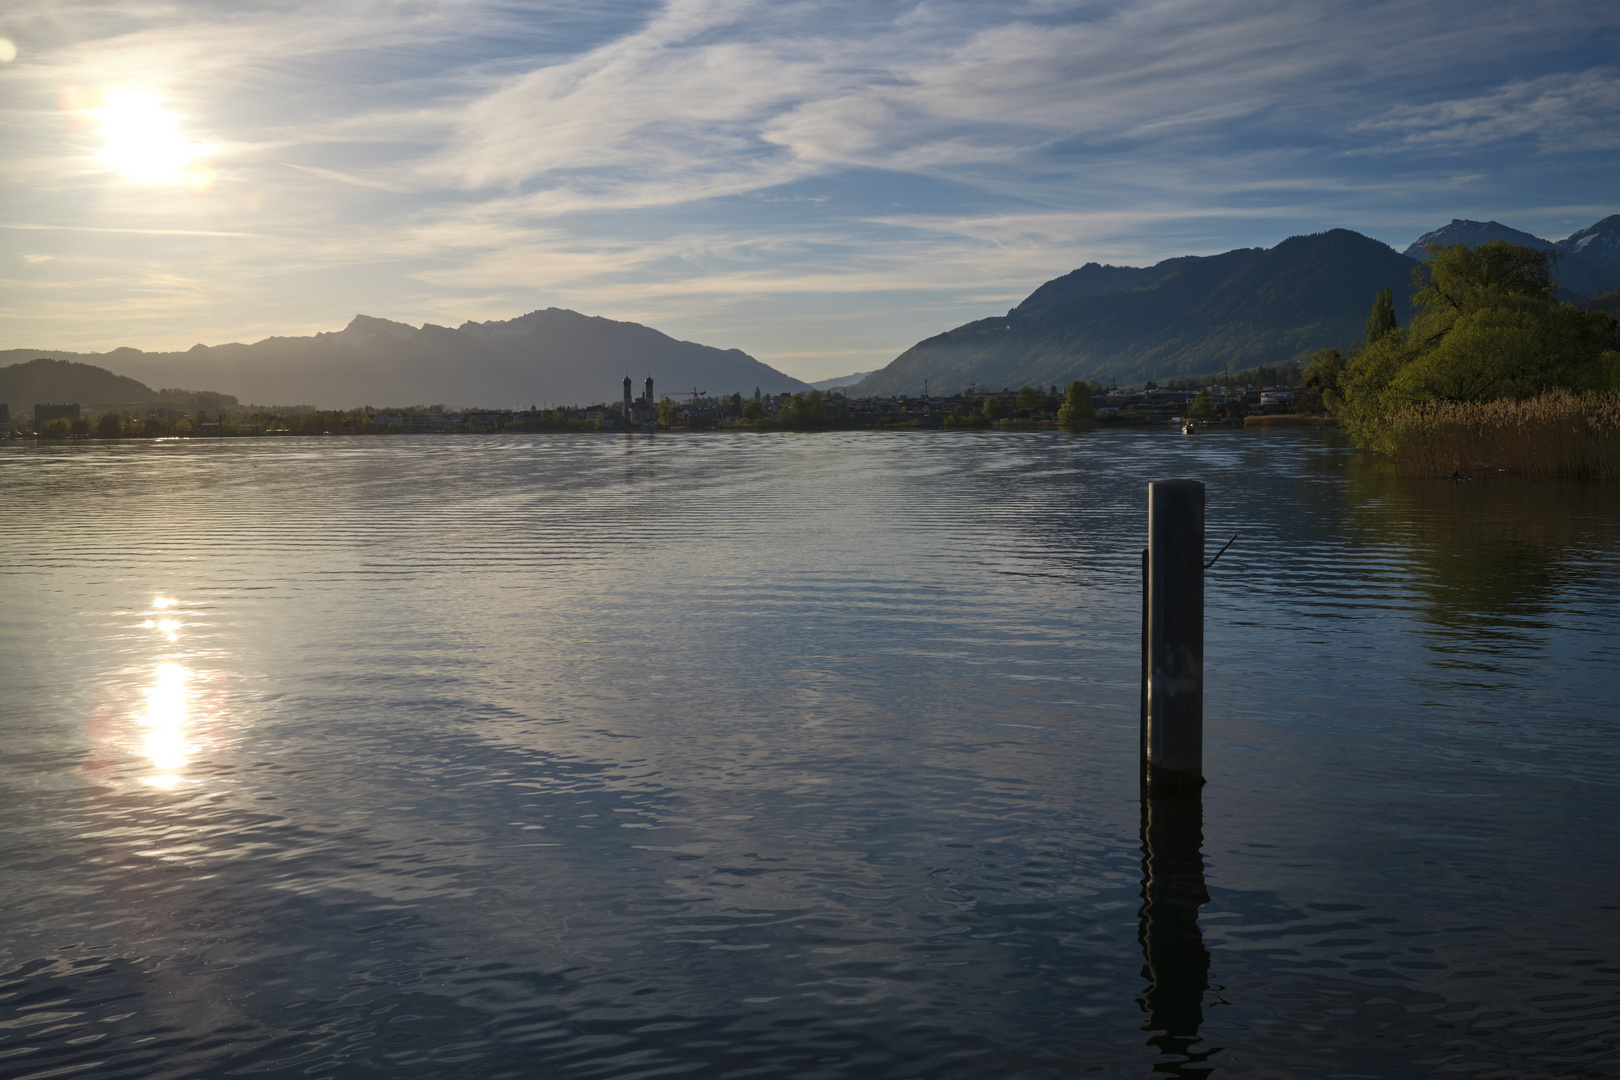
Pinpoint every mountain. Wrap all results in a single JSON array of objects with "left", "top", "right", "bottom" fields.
[
  {"left": 1556, "top": 214, "right": 1620, "bottom": 275},
  {"left": 852, "top": 229, "right": 1421, "bottom": 397},
  {"left": 1403, "top": 216, "right": 1620, "bottom": 297},
  {"left": 1402, "top": 219, "right": 1558, "bottom": 258},
  {"left": 0, "top": 357, "right": 165, "bottom": 415},
  {"left": 808, "top": 370, "right": 877, "bottom": 391},
  {"left": 1, "top": 308, "right": 810, "bottom": 409}
]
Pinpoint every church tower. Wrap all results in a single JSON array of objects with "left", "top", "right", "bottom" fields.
[
  {"left": 622, "top": 375, "right": 633, "bottom": 419},
  {"left": 644, "top": 376, "right": 654, "bottom": 407}
]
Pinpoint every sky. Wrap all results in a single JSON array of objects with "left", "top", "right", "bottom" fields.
[{"left": 1, "top": 0, "right": 1617, "bottom": 381}]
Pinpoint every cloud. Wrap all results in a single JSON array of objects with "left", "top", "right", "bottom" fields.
[
  {"left": 1355, "top": 68, "right": 1620, "bottom": 153},
  {"left": 2, "top": 0, "right": 1617, "bottom": 373}
]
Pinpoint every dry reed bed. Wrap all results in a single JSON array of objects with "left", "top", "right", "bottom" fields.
[{"left": 1389, "top": 391, "right": 1620, "bottom": 479}]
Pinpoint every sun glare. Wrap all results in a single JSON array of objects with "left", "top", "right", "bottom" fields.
[
  {"left": 67, "top": 88, "right": 216, "bottom": 192},
  {"left": 140, "top": 662, "right": 192, "bottom": 785}
]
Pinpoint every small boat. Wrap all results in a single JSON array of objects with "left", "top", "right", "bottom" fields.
[{"left": 1181, "top": 419, "right": 1197, "bottom": 434}]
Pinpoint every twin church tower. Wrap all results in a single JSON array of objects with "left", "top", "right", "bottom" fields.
[{"left": 622, "top": 375, "right": 655, "bottom": 425}]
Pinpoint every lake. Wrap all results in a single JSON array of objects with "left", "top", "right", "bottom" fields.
[{"left": 2, "top": 429, "right": 1616, "bottom": 1078}]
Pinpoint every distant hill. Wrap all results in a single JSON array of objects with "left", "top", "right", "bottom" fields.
[
  {"left": 0, "top": 358, "right": 164, "bottom": 415},
  {"left": 808, "top": 370, "right": 876, "bottom": 391},
  {"left": 1, "top": 308, "right": 810, "bottom": 409},
  {"left": 1403, "top": 216, "right": 1620, "bottom": 298},
  {"left": 853, "top": 229, "right": 1422, "bottom": 396}
]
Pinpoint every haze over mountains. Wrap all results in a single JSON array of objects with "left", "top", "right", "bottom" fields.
[
  {"left": 852, "top": 216, "right": 1620, "bottom": 397},
  {"left": 0, "top": 308, "right": 809, "bottom": 410}
]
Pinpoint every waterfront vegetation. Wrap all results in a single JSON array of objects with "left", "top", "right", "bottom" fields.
[
  {"left": 1285, "top": 241, "right": 1620, "bottom": 477},
  {"left": 1387, "top": 391, "right": 1620, "bottom": 479}
]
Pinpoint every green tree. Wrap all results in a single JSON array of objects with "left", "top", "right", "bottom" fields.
[
  {"left": 1299, "top": 348, "right": 1346, "bottom": 414},
  {"left": 777, "top": 390, "right": 842, "bottom": 430},
  {"left": 1056, "top": 380, "right": 1095, "bottom": 429},
  {"left": 657, "top": 397, "right": 681, "bottom": 429},
  {"left": 1188, "top": 392, "right": 1215, "bottom": 418},
  {"left": 1336, "top": 240, "right": 1620, "bottom": 448},
  {"left": 982, "top": 394, "right": 1008, "bottom": 421},
  {"left": 1365, "top": 287, "right": 1398, "bottom": 345},
  {"left": 1014, "top": 385, "right": 1044, "bottom": 413},
  {"left": 95, "top": 412, "right": 122, "bottom": 438},
  {"left": 40, "top": 417, "right": 72, "bottom": 438},
  {"left": 741, "top": 400, "right": 764, "bottom": 422}
]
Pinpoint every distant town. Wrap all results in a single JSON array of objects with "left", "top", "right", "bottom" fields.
[{"left": 4, "top": 371, "right": 1318, "bottom": 439}]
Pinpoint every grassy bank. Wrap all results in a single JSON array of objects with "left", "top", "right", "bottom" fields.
[{"left": 1388, "top": 391, "right": 1620, "bottom": 479}]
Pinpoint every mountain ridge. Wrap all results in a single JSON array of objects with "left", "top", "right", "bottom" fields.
[
  {"left": 0, "top": 308, "right": 810, "bottom": 409},
  {"left": 1403, "top": 216, "right": 1620, "bottom": 298},
  {"left": 853, "top": 229, "right": 1422, "bottom": 396},
  {"left": 854, "top": 215, "right": 1620, "bottom": 397}
]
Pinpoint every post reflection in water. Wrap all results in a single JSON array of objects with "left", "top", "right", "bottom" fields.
[{"left": 1138, "top": 785, "right": 1214, "bottom": 1071}]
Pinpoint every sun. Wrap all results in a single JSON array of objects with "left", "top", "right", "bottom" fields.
[{"left": 72, "top": 88, "right": 217, "bottom": 192}]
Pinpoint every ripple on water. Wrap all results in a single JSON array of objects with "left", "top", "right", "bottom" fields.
[{"left": 0, "top": 430, "right": 1617, "bottom": 1078}]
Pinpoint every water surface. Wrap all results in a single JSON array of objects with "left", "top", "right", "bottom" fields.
[{"left": 2, "top": 430, "right": 1617, "bottom": 1078}]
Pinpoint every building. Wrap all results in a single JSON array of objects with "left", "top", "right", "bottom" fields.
[
  {"left": 34, "top": 403, "right": 80, "bottom": 423},
  {"left": 1258, "top": 388, "right": 1298, "bottom": 411},
  {"left": 620, "top": 374, "right": 658, "bottom": 426}
]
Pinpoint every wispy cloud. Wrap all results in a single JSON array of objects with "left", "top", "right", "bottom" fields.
[
  {"left": 1355, "top": 68, "right": 1620, "bottom": 153},
  {"left": 1, "top": 0, "right": 1617, "bottom": 372}
]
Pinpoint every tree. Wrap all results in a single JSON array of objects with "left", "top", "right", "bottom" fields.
[
  {"left": 1014, "top": 385, "right": 1044, "bottom": 413},
  {"left": 1056, "top": 380, "right": 1095, "bottom": 429},
  {"left": 982, "top": 394, "right": 1008, "bottom": 421},
  {"left": 1336, "top": 240, "right": 1620, "bottom": 448},
  {"left": 1299, "top": 348, "right": 1346, "bottom": 414},
  {"left": 657, "top": 397, "right": 680, "bottom": 429},
  {"left": 777, "top": 390, "right": 842, "bottom": 429},
  {"left": 741, "top": 400, "right": 764, "bottom": 422},
  {"left": 1188, "top": 392, "right": 1215, "bottom": 418},
  {"left": 95, "top": 412, "right": 122, "bottom": 438},
  {"left": 1365, "top": 287, "right": 1398, "bottom": 345}
]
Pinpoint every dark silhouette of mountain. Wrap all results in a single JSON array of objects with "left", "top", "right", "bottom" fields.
[
  {"left": 853, "top": 230, "right": 1422, "bottom": 396},
  {"left": 1403, "top": 216, "right": 1620, "bottom": 297},
  {"left": 0, "top": 357, "right": 167, "bottom": 415},
  {"left": 1402, "top": 219, "right": 1557, "bottom": 257},
  {"left": 0, "top": 308, "right": 809, "bottom": 409},
  {"left": 1556, "top": 215, "right": 1620, "bottom": 275},
  {"left": 808, "top": 369, "right": 877, "bottom": 390}
]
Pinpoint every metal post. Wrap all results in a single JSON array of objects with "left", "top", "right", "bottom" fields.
[
  {"left": 1140, "top": 546, "right": 1149, "bottom": 781},
  {"left": 1146, "top": 479, "right": 1204, "bottom": 788}
]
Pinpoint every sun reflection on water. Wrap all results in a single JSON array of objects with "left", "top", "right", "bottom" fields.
[{"left": 139, "top": 662, "right": 191, "bottom": 788}]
